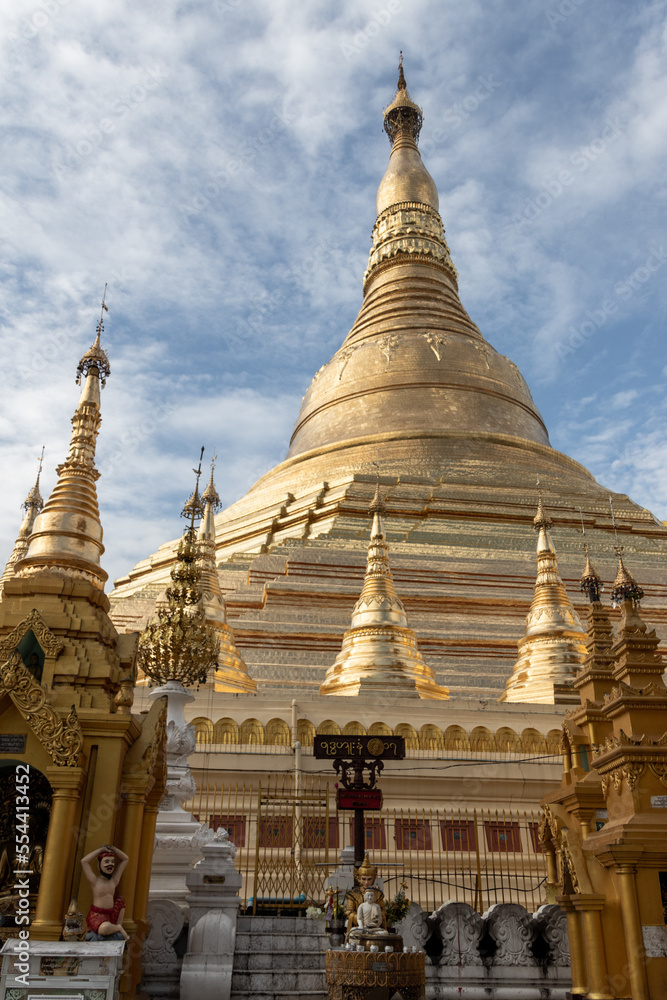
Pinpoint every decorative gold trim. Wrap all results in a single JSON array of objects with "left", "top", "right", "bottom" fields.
[
  {"left": 0, "top": 608, "right": 64, "bottom": 659},
  {"left": 0, "top": 653, "right": 82, "bottom": 766}
]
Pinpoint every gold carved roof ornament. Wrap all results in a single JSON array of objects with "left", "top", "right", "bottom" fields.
[
  {"left": 578, "top": 507, "right": 604, "bottom": 605},
  {"left": 0, "top": 652, "right": 83, "bottom": 766},
  {"left": 16, "top": 291, "right": 112, "bottom": 587},
  {"left": 136, "top": 449, "right": 220, "bottom": 688},
  {"left": 320, "top": 476, "right": 448, "bottom": 699},
  {"left": 499, "top": 482, "right": 587, "bottom": 704},
  {"left": 197, "top": 457, "right": 257, "bottom": 694},
  {"left": 608, "top": 496, "right": 644, "bottom": 608},
  {"left": 382, "top": 52, "right": 423, "bottom": 145},
  {"left": 0, "top": 608, "right": 64, "bottom": 660},
  {"left": 1, "top": 449, "right": 46, "bottom": 587}
]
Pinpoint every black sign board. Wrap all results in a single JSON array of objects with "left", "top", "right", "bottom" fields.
[
  {"left": 313, "top": 734, "right": 405, "bottom": 760},
  {"left": 0, "top": 734, "right": 27, "bottom": 753}
]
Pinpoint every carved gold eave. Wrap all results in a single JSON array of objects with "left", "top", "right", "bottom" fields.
[
  {"left": 122, "top": 695, "right": 167, "bottom": 789},
  {"left": 0, "top": 653, "right": 83, "bottom": 766},
  {"left": 0, "top": 608, "right": 64, "bottom": 660},
  {"left": 591, "top": 730, "right": 667, "bottom": 793}
]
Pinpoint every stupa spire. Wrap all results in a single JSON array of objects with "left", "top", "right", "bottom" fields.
[
  {"left": 500, "top": 485, "right": 587, "bottom": 703},
  {"left": 286, "top": 62, "right": 547, "bottom": 467},
  {"left": 320, "top": 482, "right": 447, "bottom": 698},
  {"left": 1, "top": 448, "right": 45, "bottom": 587},
  {"left": 197, "top": 456, "right": 257, "bottom": 694},
  {"left": 17, "top": 291, "right": 111, "bottom": 586}
]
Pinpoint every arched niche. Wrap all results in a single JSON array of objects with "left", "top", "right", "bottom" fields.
[
  {"left": 521, "top": 728, "right": 547, "bottom": 753},
  {"left": 368, "top": 722, "right": 392, "bottom": 736},
  {"left": 265, "top": 718, "right": 291, "bottom": 746},
  {"left": 470, "top": 726, "right": 495, "bottom": 752},
  {"left": 297, "top": 719, "right": 315, "bottom": 746},
  {"left": 495, "top": 727, "right": 521, "bottom": 752},
  {"left": 444, "top": 725, "right": 470, "bottom": 751},
  {"left": 419, "top": 724, "right": 444, "bottom": 751},
  {"left": 545, "top": 729, "right": 562, "bottom": 754},
  {"left": 343, "top": 721, "right": 366, "bottom": 736},
  {"left": 239, "top": 718, "right": 264, "bottom": 745},
  {"left": 191, "top": 717, "right": 213, "bottom": 744},
  {"left": 316, "top": 720, "right": 341, "bottom": 736},
  {"left": 393, "top": 723, "right": 418, "bottom": 749},
  {"left": 213, "top": 718, "right": 239, "bottom": 744}
]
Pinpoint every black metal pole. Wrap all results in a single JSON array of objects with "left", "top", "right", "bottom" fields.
[{"left": 354, "top": 807, "right": 365, "bottom": 868}]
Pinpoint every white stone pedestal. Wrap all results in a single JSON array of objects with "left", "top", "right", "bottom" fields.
[
  {"left": 0, "top": 940, "right": 124, "bottom": 1000},
  {"left": 180, "top": 830, "right": 242, "bottom": 1000}
]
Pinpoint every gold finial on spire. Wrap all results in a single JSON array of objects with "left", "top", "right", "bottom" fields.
[
  {"left": 181, "top": 446, "right": 206, "bottom": 525},
  {"left": 578, "top": 508, "right": 603, "bottom": 603},
  {"left": 76, "top": 284, "right": 111, "bottom": 387},
  {"left": 369, "top": 449, "right": 385, "bottom": 517},
  {"left": 608, "top": 497, "right": 644, "bottom": 608},
  {"left": 533, "top": 474, "right": 553, "bottom": 532},
  {"left": 23, "top": 446, "right": 45, "bottom": 513},
  {"left": 383, "top": 53, "right": 423, "bottom": 145},
  {"left": 201, "top": 453, "right": 221, "bottom": 510},
  {"left": 1, "top": 449, "right": 47, "bottom": 586},
  {"left": 397, "top": 50, "right": 406, "bottom": 89}
]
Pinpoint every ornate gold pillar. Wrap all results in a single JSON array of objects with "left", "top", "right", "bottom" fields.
[
  {"left": 132, "top": 798, "right": 160, "bottom": 927},
  {"left": 574, "top": 895, "right": 612, "bottom": 1000},
  {"left": 32, "top": 766, "right": 85, "bottom": 939},
  {"left": 615, "top": 863, "right": 649, "bottom": 1000},
  {"left": 118, "top": 776, "right": 151, "bottom": 926},
  {"left": 558, "top": 896, "right": 587, "bottom": 997}
]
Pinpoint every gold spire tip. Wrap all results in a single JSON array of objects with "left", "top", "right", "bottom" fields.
[
  {"left": 181, "top": 446, "right": 206, "bottom": 525},
  {"left": 76, "top": 287, "right": 111, "bottom": 387},
  {"left": 532, "top": 477, "right": 553, "bottom": 532},
  {"left": 383, "top": 53, "right": 423, "bottom": 144},
  {"left": 202, "top": 453, "right": 222, "bottom": 511}
]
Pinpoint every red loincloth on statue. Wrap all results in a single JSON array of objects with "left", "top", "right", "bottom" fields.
[{"left": 86, "top": 896, "right": 125, "bottom": 933}]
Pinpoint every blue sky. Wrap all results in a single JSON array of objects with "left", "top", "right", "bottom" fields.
[{"left": 1, "top": 0, "right": 666, "bottom": 586}]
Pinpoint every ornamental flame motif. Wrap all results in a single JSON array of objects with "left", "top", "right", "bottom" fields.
[{"left": 136, "top": 527, "right": 219, "bottom": 687}]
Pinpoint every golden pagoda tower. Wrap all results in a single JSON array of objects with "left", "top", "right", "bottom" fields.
[
  {"left": 500, "top": 495, "right": 587, "bottom": 704},
  {"left": 320, "top": 483, "right": 447, "bottom": 698},
  {"left": 110, "top": 61, "right": 667, "bottom": 703},
  {"left": 0, "top": 298, "right": 165, "bottom": 997},
  {"left": 541, "top": 554, "right": 667, "bottom": 1000},
  {"left": 198, "top": 461, "right": 257, "bottom": 694},
  {"left": 0, "top": 450, "right": 44, "bottom": 587}
]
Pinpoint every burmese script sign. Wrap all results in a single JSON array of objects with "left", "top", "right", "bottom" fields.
[{"left": 313, "top": 735, "right": 405, "bottom": 760}]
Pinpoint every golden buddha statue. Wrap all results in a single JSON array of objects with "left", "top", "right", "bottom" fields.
[{"left": 344, "top": 855, "right": 386, "bottom": 939}]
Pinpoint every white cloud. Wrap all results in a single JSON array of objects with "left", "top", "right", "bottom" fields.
[{"left": 1, "top": 0, "right": 667, "bottom": 588}]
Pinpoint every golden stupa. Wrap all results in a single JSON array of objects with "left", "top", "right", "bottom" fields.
[{"left": 109, "top": 63, "right": 667, "bottom": 700}]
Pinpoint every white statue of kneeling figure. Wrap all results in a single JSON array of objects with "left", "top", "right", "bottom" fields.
[{"left": 348, "top": 890, "right": 389, "bottom": 941}]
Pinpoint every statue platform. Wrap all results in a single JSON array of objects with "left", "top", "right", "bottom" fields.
[{"left": 325, "top": 948, "right": 425, "bottom": 1000}]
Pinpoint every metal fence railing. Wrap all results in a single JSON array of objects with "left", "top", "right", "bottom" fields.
[{"left": 184, "top": 775, "right": 548, "bottom": 916}]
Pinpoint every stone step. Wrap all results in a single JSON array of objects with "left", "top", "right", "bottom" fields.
[
  {"left": 231, "top": 969, "right": 326, "bottom": 994},
  {"left": 234, "top": 933, "right": 325, "bottom": 953},
  {"left": 233, "top": 949, "right": 325, "bottom": 971}
]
